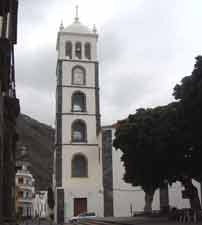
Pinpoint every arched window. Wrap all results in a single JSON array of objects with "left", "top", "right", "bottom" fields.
[
  {"left": 65, "top": 41, "right": 72, "bottom": 59},
  {"left": 72, "top": 154, "right": 88, "bottom": 177},
  {"left": 85, "top": 42, "right": 91, "bottom": 60},
  {"left": 72, "top": 120, "right": 87, "bottom": 142},
  {"left": 75, "top": 42, "right": 82, "bottom": 59},
  {"left": 72, "top": 66, "right": 85, "bottom": 85},
  {"left": 72, "top": 91, "right": 86, "bottom": 112}
]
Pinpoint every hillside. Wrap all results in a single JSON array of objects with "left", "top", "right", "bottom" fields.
[{"left": 16, "top": 114, "right": 55, "bottom": 190}]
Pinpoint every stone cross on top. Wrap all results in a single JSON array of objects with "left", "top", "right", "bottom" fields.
[{"left": 75, "top": 5, "right": 79, "bottom": 22}]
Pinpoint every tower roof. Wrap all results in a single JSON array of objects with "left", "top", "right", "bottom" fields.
[
  {"left": 59, "top": 5, "right": 97, "bottom": 36},
  {"left": 63, "top": 20, "right": 93, "bottom": 34}
]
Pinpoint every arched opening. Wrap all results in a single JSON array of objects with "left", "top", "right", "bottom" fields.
[
  {"left": 72, "top": 91, "right": 86, "bottom": 112},
  {"left": 85, "top": 42, "right": 91, "bottom": 60},
  {"left": 65, "top": 41, "right": 72, "bottom": 59},
  {"left": 72, "top": 120, "right": 87, "bottom": 142},
  {"left": 72, "top": 66, "right": 85, "bottom": 85},
  {"left": 71, "top": 154, "right": 88, "bottom": 177},
  {"left": 75, "top": 42, "right": 82, "bottom": 59}
]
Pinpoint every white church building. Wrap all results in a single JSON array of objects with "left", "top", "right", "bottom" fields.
[{"left": 53, "top": 9, "right": 202, "bottom": 223}]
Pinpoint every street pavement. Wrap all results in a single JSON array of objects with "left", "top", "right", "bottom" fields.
[
  {"left": 65, "top": 216, "right": 202, "bottom": 225},
  {"left": 18, "top": 217, "right": 202, "bottom": 225}
]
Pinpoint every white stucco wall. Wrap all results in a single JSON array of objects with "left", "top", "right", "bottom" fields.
[
  {"left": 62, "top": 115, "right": 97, "bottom": 144},
  {"left": 62, "top": 142, "right": 103, "bottom": 221},
  {"left": 169, "top": 180, "right": 201, "bottom": 209},
  {"left": 64, "top": 187, "right": 103, "bottom": 222},
  {"left": 62, "top": 61, "right": 96, "bottom": 87},
  {"left": 58, "top": 33, "right": 97, "bottom": 61},
  {"left": 62, "top": 87, "right": 96, "bottom": 114},
  {"left": 112, "top": 148, "right": 160, "bottom": 216}
]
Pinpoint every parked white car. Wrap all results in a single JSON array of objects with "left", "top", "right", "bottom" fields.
[{"left": 70, "top": 212, "right": 96, "bottom": 223}]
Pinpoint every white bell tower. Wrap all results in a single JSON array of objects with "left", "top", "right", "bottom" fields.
[{"left": 54, "top": 7, "right": 103, "bottom": 223}]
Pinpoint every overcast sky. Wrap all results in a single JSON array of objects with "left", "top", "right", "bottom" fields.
[{"left": 15, "top": 0, "right": 202, "bottom": 127}]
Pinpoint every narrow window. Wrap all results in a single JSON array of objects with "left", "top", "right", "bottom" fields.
[
  {"left": 65, "top": 41, "right": 72, "bottom": 59},
  {"left": 72, "top": 92, "right": 86, "bottom": 112},
  {"left": 85, "top": 42, "right": 91, "bottom": 60},
  {"left": 75, "top": 42, "right": 82, "bottom": 59},
  {"left": 72, "top": 120, "right": 87, "bottom": 142},
  {"left": 72, "top": 154, "right": 88, "bottom": 177},
  {"left": 72, "top": 66, "right": 85, "bottom": 85}
]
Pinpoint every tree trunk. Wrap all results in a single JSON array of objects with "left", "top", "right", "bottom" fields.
[
  {"left": 144, "top": 190, "right": 155, "bottom": 213},
  {"left": 160, "top": 183, "right": 169, "bottom": 213},
  {"left": 182, "top": 178, "right": 201, "bottom": 211}
]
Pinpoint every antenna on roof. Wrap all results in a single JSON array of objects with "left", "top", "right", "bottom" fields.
[{"left": 75, "top": 5, "right": 79, "bottom": 22}]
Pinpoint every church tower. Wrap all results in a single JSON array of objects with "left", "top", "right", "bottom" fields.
[{"left": 54, "top": 7, "right": 103, "bottom": 223}]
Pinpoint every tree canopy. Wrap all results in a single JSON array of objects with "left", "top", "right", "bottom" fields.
[
  {"left": 173, "top": 55, "right": 202, "bottom": 181},
  {"left": 113, "top": 55, "right": 202, "bottom": 195}
]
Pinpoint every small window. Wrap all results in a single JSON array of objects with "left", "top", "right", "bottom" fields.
[
  {"left": 19, "top": 191, "right": 23, "bottom": 198},
  {"left": 75, "top": 42, "right": 82, "bottom": 59},
  {"left": 65, "top": 41, "right": 72, "bottom": 59},
  {"left": 18, "top": 177, "right": 23, "bottom": 184},
  {"left": 85, "top": 42, "right": 91, "bottom": 60},
  {"left": 72, "top": 66, "right": 85, "bottom": 85},
  {"left": 72, "top": 92, "right": 86, "bottom": 112},
  {"left": 72, "top": 120, "right": 87, "bottom": 142},
  {"left": 72, "top": 154, "right": 88, "bottom": 177}
]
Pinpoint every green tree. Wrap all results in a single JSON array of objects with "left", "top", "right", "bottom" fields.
[
  {"left": 173, "top": 56, "right": 202, "bottom": 211},
  {"left": 113, "top": 103, "right": 180, "bottom": 212},
  {"left": 173, "top": 55, "right": 202, "bottom": 181}
]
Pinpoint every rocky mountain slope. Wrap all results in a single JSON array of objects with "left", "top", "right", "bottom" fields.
[{"left": 16, "top": 114, "right": 55, "bottom": 190}]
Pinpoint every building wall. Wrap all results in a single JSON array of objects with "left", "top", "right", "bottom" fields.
[
  {"left": 16, "top": 165, "right": 35, "bottom": 218},
  {"left": 62, "top": 61, "right": 96, "bottom": 87},
  {"left": 55, "top": 22, "right": 103, "bottom": 223}
]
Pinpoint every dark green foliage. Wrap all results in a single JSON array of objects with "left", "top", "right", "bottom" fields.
[
  {"left": 173, "top": 55, "right": 202, "bottom": 181},
  {"left": 113, "top": 103, "right": 180, "bottom": 193}
]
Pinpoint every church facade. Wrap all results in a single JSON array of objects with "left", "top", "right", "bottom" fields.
[{"left": 53, "top": 12, "right": 202, "bottom": 224}]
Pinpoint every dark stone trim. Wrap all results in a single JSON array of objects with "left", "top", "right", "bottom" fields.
[
  {"left": 59, "top": 143, "right": 98, "bottom": 147},
  {"left": 58, "top": 85, "right": 97, "bottom": 90},
  {"left": 95, "top": 62, "right": 101, "bottom": 134},
  {"left": 57, "top": 188, "right": 64, "bottom": 224},
  {"left": 60, "top": 58, "right": 98, "bottom": 64},
  {"left": 57, "top": 112, "right": 98, "bottom": 116},
  {"left": 55, "top": 60, "right": 63, "bottom": 187},
  {"left": 102, "top": 129, "right": 114, "bottom": 217},
  {"left": 59, "top": 31, "right": 98, "bottom": 39}
]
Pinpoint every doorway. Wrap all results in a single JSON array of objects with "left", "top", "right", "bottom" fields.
[{"left": 74, "top": 198, "right": 87, "bottom": 216}]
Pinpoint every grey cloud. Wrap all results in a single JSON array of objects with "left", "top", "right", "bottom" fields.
[
  {"left": 16, "top": 46, "right": 56, "bottom": 93},
  {"left": 15, "top": 0, "right": 202, "bottom": 126}
]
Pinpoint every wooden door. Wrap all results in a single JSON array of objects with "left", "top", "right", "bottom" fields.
[{"left": 74, "top": 198, "right": 87, "bottom": 216}]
